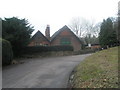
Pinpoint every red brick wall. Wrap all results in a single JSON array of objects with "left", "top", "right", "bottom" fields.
[
  {"left": 28, "top": 41, "right": 50, "bottom": 46},
  {"left": 28, "top": 34, "right": 50, "bottom": 46},
  {"left": 51, "top": 30, "right": 81, "bottom": 51},
  {"left": 91, "top": 45, "right": 101, "bottom": 49}
]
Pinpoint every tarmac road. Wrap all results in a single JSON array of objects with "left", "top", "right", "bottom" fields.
[{"left": 2, "top": 54, "right": 91, "bottom": 88}]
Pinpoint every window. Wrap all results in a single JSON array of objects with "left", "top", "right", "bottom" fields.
[
  {"left": 35, "top": 42, "right": 39, "bottom": 46},
  {"left": 60, "top": 38, "right": 71, "bottom": 45},
  {"left": 35, "top": 42, "right": 41, "bottom": 46}
]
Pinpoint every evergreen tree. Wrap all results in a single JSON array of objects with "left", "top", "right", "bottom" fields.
[
  {"left": 2, "top": 17, "right": 34, "bottom": 56},
  {"left": 99, "top": 18, "right": 117, "bottom": 47}
]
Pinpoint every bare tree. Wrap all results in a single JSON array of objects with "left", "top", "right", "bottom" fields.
[
  {"left": 68, "top": 17, "right": 86, "bottom": 37},
  {"left": 92, "top": 22, "right": 101, "bottom": 37},
  {"left": 68, "top": 17, "right": 100, "bottom": 38},
  {"left": 69, "top": 17, "right": 101, "bottom": 47}
]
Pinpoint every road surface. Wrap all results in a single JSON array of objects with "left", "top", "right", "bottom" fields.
[{"left": 3, "top": 54, "right": 91, "bottom": 88}]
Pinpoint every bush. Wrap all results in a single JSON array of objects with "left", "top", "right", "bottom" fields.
[
  {"left": 2, "top": 39, "right": 13, "bottom": 66},
  {"left": 22, "top": 45, "right": 73, "bottom": 54}
]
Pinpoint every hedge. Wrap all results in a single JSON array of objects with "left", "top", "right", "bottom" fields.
[
  {"left": 22, "top": 45, "right": 73, "bottom": 54},
  {"left": 73, "top": 48, "right": 99, "bottom": 55},
  {"left": 2, "top": 39, "right": 13, "bottom": 66}
]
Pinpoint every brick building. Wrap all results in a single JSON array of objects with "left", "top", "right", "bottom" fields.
[
  {"left": 28, "top": 25, "right": 82, "bottom": 51},
  {"left": 28, "top": 30, "right": 50, "bottom": 46}
]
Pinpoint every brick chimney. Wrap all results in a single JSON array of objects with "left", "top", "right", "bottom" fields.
[{"left": 45, "top": 25, "right": 50, "bottom": 40}]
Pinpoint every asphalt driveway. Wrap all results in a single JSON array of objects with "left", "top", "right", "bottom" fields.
[{"left": 2, "top": 54, "right": 91, "bottom": 88}]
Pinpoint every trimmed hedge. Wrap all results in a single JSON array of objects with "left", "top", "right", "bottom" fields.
[
  {"left": 2, "top": 39, "right": 13, "bottom": 66},
  {"left": 22, "top": 45, "right": 73, "bottom": 54}
]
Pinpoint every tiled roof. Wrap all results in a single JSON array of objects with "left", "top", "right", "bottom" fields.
[
  {"left": 31, "top": 30, "right": 50, "bottom": 42},
  {"left": 31, "top": 25, "right": 83, "bottom": 44},
  {"left": 51, "top": 25, "right": 82, "bottom": 43}
]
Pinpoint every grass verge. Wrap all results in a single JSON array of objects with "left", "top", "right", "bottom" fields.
[{"left": 71, "top": 47, "right": 118, "bottom": 88}]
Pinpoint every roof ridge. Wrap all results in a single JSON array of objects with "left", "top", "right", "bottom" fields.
[
  {"left": 50, "top": 25, "right": 69, "bottom": 41},
  {"left": 31, "top": 30, "right": 50, "bottom": 42},
  {"left": 50, "top": 25, "right": 82, "bottom": 43}
]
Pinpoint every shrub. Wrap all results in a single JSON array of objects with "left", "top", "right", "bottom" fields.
[
  {"left": 2, "top": 39, "right": 13, "bottom": 66},
  {"left": 22, "top": 45, "right": 73, "bottom": 54}
]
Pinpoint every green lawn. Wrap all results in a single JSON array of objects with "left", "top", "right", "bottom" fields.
[{"left": 71, "top": 47, "right": 118, "bottom": 88}]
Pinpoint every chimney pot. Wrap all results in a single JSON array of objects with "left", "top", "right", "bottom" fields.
[{"left": 45, "top": 25, "right": 50, "bottom": 40}]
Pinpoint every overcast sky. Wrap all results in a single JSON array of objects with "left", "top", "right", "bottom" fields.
[{"left": 0, "top": 0, "right": 119, "bottom": 36}]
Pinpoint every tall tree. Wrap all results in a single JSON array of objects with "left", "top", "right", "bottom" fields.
[
  {"left": 69, "top": 17, "right": 86, "bottom": 37},
  {"left": 99, "top": 18, "right": 118, "bottom": 47},
  {"left": 2, "top": 17, "right": 34, "bottom": 56},
  {"left": 69, "top": 17, "right": 100, "bottom": 38}
]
